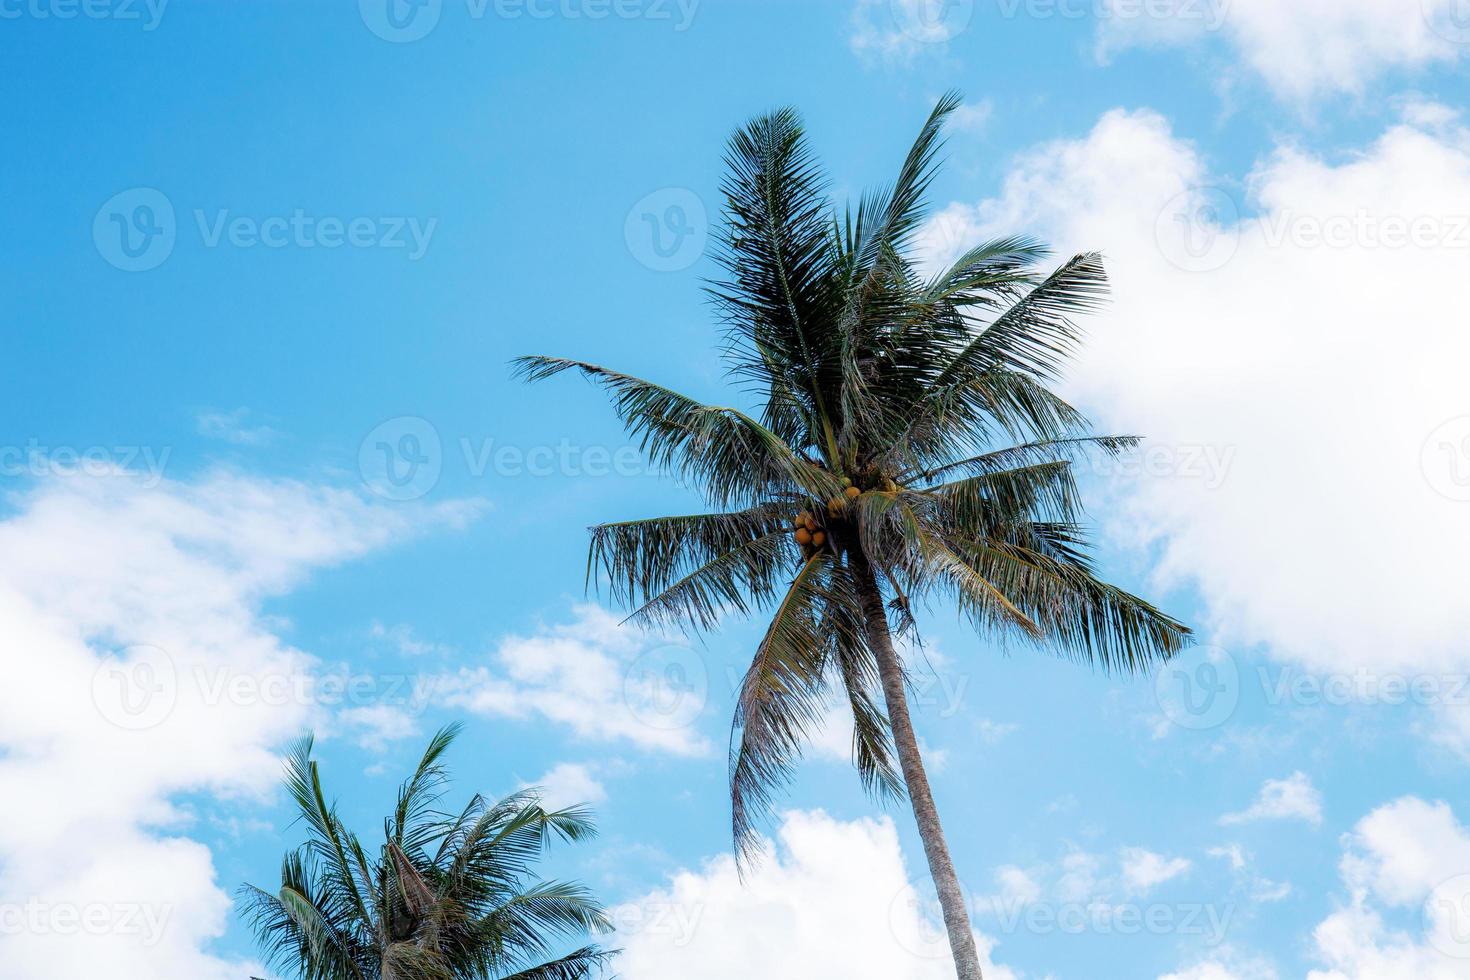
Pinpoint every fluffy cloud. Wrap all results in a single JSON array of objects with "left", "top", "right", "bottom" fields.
[
  {"left": 922, "top": 104, "right": 1470, "bottom": 749},
  {"left": 1095, "top": 0, "right": 1470, "bottom": 102},
  {"left": 1207, "top": 845, "right": 1292, "bottom": 903},
  {"left": 1221, "top": 773, "right": 1324, "bottom": 827},
  {"left": 615, "top": 809, "right": 1018, "bottom": 979},
  {"left": 1160, "top": 959, "right": 1278, "bottom": 980},
  {"left": 521, "top": 762, "right": 608, "bottom": 811},
  {"left": 1121, "top": 847, "right": 1194, "bottom": 892},
  {"left": 435, "top": 604, "right": 714, "bottom": 756},
  {"left": 1308, "top": 797, "right": 1470, "bottom": 977},
  {"left": 0, "top": 470, "right": 470, "bottom": 979},
  {"left": 849, "top": 0, "right": 974, "bottom": 65}
]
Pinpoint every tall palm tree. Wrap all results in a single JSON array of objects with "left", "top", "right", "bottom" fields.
[
  {"left": 516, "top": 93, "right": 1190, "bottom": 980},
  {"left": 240, "top": 724, "right": 614, "bottom": 980}
]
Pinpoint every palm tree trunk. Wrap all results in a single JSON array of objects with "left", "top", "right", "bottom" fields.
[{"left": 851, "top": 550, "right": 983, "bottom": 980}]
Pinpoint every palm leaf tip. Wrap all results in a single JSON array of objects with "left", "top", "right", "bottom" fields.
[{"left": 239, "top": 728, "right": 614, "bottom": 979}]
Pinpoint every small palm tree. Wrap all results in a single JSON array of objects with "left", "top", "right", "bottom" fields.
[
  {"left": 517, "top": 93, "right": 1190, "bottom": 980},
  {"left": 240, "top": 724, "right": 614, "bottom": 980}
]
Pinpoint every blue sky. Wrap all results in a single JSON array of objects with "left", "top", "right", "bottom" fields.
[{"left": 5, "top": 1, "right": 1470, "bottom": 978}]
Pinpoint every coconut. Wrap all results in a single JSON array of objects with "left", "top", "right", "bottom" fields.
[
  {"left": 844, "top": 486, "right": 861, "bottom": 499},
  {"left": 795, "top": 528, "right": 812, "bottom": 546},
  {"left": 811, "top": 531, "right": 826, "bottom": 548}
]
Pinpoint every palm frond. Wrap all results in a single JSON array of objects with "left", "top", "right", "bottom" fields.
[
  {"left": 730, "top": 555, "right": 850, "bottom": 861},
  {"left": 514, "top": 356, "right": 840, "bottom": 506}
]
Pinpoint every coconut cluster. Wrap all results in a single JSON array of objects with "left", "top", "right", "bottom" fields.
[
  {"left": 793, "top": 509, "right": 826, "bottom": 557},
  {"left": 795, "top": 483, "right": 863, "bottom": 558}
]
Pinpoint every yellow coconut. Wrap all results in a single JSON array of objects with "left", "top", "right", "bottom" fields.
[
  {"left": 844, "top": 486, "right": 861, "bottom": 499},
  {"left": 795, "top": 528, "right": 813, "bottom": 546}
]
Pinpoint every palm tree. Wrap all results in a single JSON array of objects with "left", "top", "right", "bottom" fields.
[
  {"left": 240, "top": 724, "right": 614, "bottom": 980},
  {"left": 516, "top": 93, "right": 1191, "bottom": 980}
]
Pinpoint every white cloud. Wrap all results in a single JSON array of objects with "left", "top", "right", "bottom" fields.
[
  {"left": 976, "top": 719, "right": 1019, "bottom": 743},
  {"left": 922, "top": 104, "right": 1470, "bottom": 750},
  {"left": 993, "top": 865, "right": 1044, "bottom": 906},
  {"left": 338, "top": 703, "right": 421, "bottom": 752},
  {"left": 368, "top": 619, "right": 447, "bottom": 657},
  {"left": 435, "top": 604, "right": 713, "bottom": 756},
  {"left": 521, "top": 762, "right": 608, "bottom": 811},
  {"left": 194, "top": 407, "right": 279, "bottom": 446},
  {"left": 1095, "top": 0, "right": 1469, "bottom": 102},
  {"left": 849, "top": 0, "right": 972, "bottom": 65},
  {"left": 1160, "top": 958, "right": 1279, "bottom": 980},
  {"left": 950, "top": 98, "right": 995, "bottom": 133},
  {"left": 0, "top": 470, "right": 469, "bottom": 980},
  {"left": 977, "top": 842, "right": 1190, "bottom": 918},
  {"left": 1307, "top": 797, "right": 1470, "bottom": 977},
  {"left": 1207, "top": 844, "right": 1292, "bottom": 903},
  {"left": 1120, "top": 847, "right": 1193, "bottom": 892},
  {"left": 616, "top": 809, "right": 1019, "bottom": 979},
  {"left": 1221, "top": 773, "right": 1324, "bottom": 827}
]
